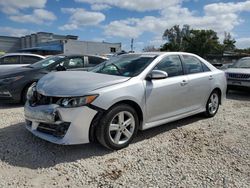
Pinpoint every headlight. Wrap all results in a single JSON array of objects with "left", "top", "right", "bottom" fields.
[
  {"left": 59, "top": 95, "right": 98, "bottom": 108},
  {"left": 0, "top": 76, "right": 24, "bottom": 84},
  {"left": 26, "top": 83, "right": 37, "bottom": 101}
]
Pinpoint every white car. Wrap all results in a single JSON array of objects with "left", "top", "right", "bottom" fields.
[
  {"left": 24, "top": 52, "right": 227, "bottom": 150},
  {"left": 0, "top": 53, "right": 45, "bottom": 68},
  {"left": 225, "top": 57, "right": 250, "bottom": 91}
]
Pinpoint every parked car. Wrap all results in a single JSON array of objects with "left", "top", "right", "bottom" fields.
[
  {"left": 225, "top": 57, "right": 250, "bottom": 91},
  {"left": 0, "top": 53, "right": 45, "bottom": 68},
  {"left": 0, "top": 54, "right": 107, "bottom": 103},
  {"left": 24, "top": 52, "right": 227, "bottom": 150}
]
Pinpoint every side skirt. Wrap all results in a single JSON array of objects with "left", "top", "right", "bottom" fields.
[{"left": 142, "top": 108, "right": 205, "bottom": 130}]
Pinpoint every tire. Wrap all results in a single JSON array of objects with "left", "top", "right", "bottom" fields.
[
  {"left": 21, "top": 86, "right": 29, "bottom": 104},
  {"left": 204, "top": 90, "right": 220, "bottom": 117},
  {"left": 96, "top": 104, "right": 139, "bottom": 150}
]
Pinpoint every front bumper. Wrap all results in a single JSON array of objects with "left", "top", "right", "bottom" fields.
[
  {"left": 24, "top": 103, "right": 98, "bottom": 145},
  {"left": 227, "top": 79, "right": 250, "bottom": 88}
]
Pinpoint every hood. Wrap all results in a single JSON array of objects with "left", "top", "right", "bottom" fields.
[
  {"left": 36, "top": 71, "right": 130, "bottom": 97},
  {"left": 225, "top": 68, "right": 250, "bottom": 74},
  {"left": 0, "top": 65, "right": 33, "bottom": 78}
]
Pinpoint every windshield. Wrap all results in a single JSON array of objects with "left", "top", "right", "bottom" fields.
[
  {"left": 30, "top": 56, "right": 65, "bottom": 68},
  {"left": 232, "top": 58, "right": 250, "bottom": 68},
  {"left": 90, "top": 54, "right": 157, "bottom": 77}
]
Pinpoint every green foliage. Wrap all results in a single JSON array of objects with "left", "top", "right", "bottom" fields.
[
  {"left": 160, "top": 25, "right": 241, "bottom": 57},
  {"left": 223, "top": 32, "right": 236, "bottom": 51}
]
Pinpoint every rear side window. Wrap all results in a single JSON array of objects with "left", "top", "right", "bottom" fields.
[
  {"left": 1, "top": 56, "right": 20, "bottom": 64},
  {"left": 22, "top": 56, "right": 42, "bottom": 64},
  {"left": 88, "top": 56, "right": 106, "bottom": 66},
  {"left": 202, "top": 62, "right": 211, "bottom": 72},
  {"left": 154, "top": 55, "right": 184, "bottom": 77},
  {"left": 182, "top": 55, "right": 203, "bottom": 74}
]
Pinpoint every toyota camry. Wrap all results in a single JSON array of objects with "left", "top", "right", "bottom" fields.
[{"left": 24, "top": 52, "right": 227, "bottom": 150}]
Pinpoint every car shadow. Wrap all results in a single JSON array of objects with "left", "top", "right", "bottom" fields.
[
  {"left": 0, "top": 114, "right": 204, "bottom": 169},
  {"left": 226, "top": 90, "right": 250, "bottom": 101}
]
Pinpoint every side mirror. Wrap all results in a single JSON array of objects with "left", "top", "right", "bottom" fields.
[
  {"left": 56, "top": 65, "right": 67, "bottom": 71},
  {"left": 147, "top": 70, "right": 168, "bottom": 80},
  {"left": 228, "top": 64, "right": 233, "bottom": 68}
]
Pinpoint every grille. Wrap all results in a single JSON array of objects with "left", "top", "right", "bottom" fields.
[
  {"left": 37, "top": 122, "right": 70, "bottom": 138},
  {"left": 228, "top": 73, "right": 250, "bottom": 79}
]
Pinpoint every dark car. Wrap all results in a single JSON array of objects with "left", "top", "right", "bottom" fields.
[{"left": 0, "top": 54, "right": 107, "bottom": 103}]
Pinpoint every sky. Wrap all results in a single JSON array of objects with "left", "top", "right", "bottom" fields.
[{"left": 0, "top": 0, "right": 250, "bottom": 51}]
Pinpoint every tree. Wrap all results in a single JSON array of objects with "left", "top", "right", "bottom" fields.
[
  {"left": 161, "top": 25, "right": 190, "bottom": 51},
  {"left": 161, "top": 25, "right": 223, "bottom": 57},
  {"left": 223, "top": 32, "right": 236, "bottom": 51},
  {"left": 183, "top": 29, "right": 222, "bottom": 57},
  {"left": 143, "top": 45, "right": 159, "bottom": 52}
]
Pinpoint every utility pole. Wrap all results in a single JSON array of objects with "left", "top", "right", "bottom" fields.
[{"left": 130, "top": 38, "right": 134, "bottom": 52}]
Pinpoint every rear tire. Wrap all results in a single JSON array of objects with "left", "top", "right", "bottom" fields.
[
  {"left": 204, "top": 90, "right": 220, "bottom": 117},
  {"left": 96, "top": 104, "right": 139, "bottom": 150}
]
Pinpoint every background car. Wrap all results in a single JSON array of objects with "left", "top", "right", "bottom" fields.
[
  {"left": 0, "top": 53, "right": 45, "bottom": 68},
  {"left": 225, "top": 57, "right": 250, "bottom": 91},
  {"left": 24, "top": 52, "right": 227, "bottom": 150},
  {"left": 0, "top": 54, "right": 107, "bottom": 103}
]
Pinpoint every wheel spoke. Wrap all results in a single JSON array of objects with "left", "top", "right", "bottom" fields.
[
  {"left": 123, "top": 118, "right": 132, "bottom": 127},
  {"left": 123, "top": 128, "right": 132, "bottom": 138},
  {"left": 114, "top": 131, "right": 122, "bottom": 144},
  {"left": 118, "top": 112, "right": 124, "bottom": 124},
  {"left": 109, "top": 124, "right": 119, "bottom": 131}
]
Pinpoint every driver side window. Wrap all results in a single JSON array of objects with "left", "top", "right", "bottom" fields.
[
  {"left": 59, "top": 57, "right": 84, "bottom": 69},
  {"left": 154, "top": 55, "right": 184, "bottom": 77}
]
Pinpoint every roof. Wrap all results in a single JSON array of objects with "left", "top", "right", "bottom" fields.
[{"left": 0, "top": 53, "right": 45, "bottom": 58}]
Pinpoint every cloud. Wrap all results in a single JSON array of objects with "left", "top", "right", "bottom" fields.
[
  {"left": 75, "top": 0, "right": 180, "bottom": 11},
  {"left": 9, "top": 9, "right": 57, "bottom": 24},
  {"left": 236, "top": 38, "right": 250, "bottom": 49},
  {"left": 91, "top": 4, "right": 111, "bottom": 11},
  {"left": 0, "top": 27, "right": 33, "bottom": 37},
  {"left": 0, "top": 0, "right": 46, "bottom": 14},
  {"left": 59, "top": 8, "right": 105, "bottom": 30},
  {"left": 104, "top": 0, "right": 250, "bottom": 48}
]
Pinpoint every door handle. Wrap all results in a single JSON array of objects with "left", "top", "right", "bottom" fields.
[
  {"left": 180, "top": 80, "right": 188, "bottom": 86},
  {"left": 209, "top": 75, "right": 213, "bottom": 80}
]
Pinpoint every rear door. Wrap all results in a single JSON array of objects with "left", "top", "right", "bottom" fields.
[
  {"left": 145, "top": 55, "right": 189, "bottom": 123},
  {"left": 181, "top": 55, "right": 212, "bottom": 110}
]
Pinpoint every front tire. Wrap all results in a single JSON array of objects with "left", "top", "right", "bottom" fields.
[
  {"left": 96, "top": 104, "right": 139, "bottom": 150},
  {"left": 204, "top": 90, "right": 220, "bottom": 117}
]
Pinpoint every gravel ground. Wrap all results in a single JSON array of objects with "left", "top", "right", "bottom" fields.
[{"left": 0, "top": 91, "right": 249, "bottom": 187}]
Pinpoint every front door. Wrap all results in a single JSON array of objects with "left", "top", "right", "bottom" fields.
[{"left": 145, "top": 55, "right": 189, "bottom": 123}]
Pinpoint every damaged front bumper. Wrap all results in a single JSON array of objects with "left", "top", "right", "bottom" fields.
[{"left": 24, "top": 103, "right": 98, "bottom": 145}]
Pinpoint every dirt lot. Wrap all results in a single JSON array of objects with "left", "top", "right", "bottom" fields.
[{"left": 0, "top": 91, "right": 249, "bottom": 187}]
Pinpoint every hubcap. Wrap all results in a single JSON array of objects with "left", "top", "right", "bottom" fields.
[
  {"left": 108, "top": 111, "right": 135, "bottom": 145},
  {"left": 208, "top": 93, "right": 219, "bottom": 114}
]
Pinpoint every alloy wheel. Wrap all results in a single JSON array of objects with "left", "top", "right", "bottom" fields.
[
  {"left": 108, "top": 111, "right": 135, "bottom": 145},
  {"left": 208, "top": 93, "right": 219, "bottom": 115}
]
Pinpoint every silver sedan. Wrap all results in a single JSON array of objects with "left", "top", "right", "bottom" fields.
[{"left": 24, "top": 52, "right": 227, "bottom": 150}]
